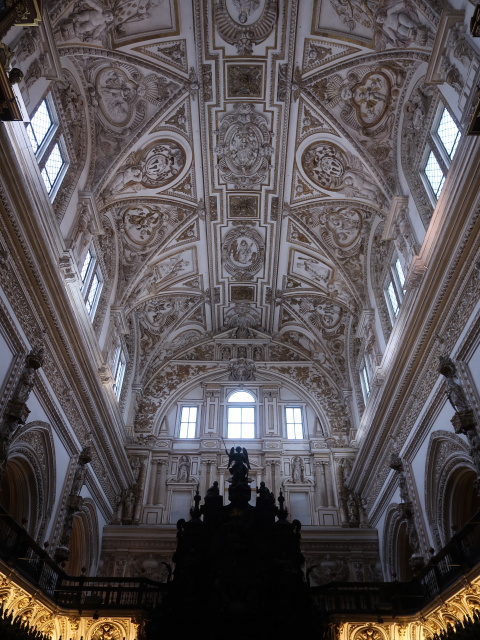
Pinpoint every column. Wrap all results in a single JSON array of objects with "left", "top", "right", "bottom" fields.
[
  {"left": 325, "top": 462, "right": 335, "bottom": 507},
  {"left": 265, "top": 460, "right": 273, "bottom": 492},
  {"left": 147, "top": 460, "right": 158, "bottom": 504},
  {"left": 199, "top": 460, "right": 207, "bottom": 497},
  {"left": 314, "top": 461, "right": 327, "bottom": 508},
  {"left": 133, "top": 458, "right": 147, "bottom": 525},
  {"left": 155, "top": 459, "right": 168, "bottom": 507}
]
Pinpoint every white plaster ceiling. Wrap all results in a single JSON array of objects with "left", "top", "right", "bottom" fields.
[{"left": 40, "top": 0, "right": 438, "bottom": 437}]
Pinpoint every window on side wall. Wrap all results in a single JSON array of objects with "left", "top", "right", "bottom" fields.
[
  {"left": 227, "top": 390, "right": 255, "bottom": 439},
  {"left": 360, "top": 358, "right": 371, "bottom": 403},
  {"left": 112, "top": 343, "right": 126, "bottom": 399},
  {"left": 421, "top": 106, "right": 461, "bottom": 203},
  {"left": 26, "top": 94, "right": 69, "bottom": 199},
  {"left": 384, "top": 253, "right": 405, "bottom": 323},
  {"left": 179, "top": 406, "right": 198, "bottom": 438},
  {"left": 285, "top": 407, "right": 304, "bottom": 439},
  {"left": 80, "top": 246, "right": 103, "bottom": 320}
]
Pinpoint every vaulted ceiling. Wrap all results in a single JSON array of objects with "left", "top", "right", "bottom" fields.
[{"left": 43, "top": 0, "right": 439, "bottom": 438}]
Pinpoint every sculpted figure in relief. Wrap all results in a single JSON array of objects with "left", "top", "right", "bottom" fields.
[
  {"left": 115, "top": 0, "right": 161, "bottom": 30},
  {"left": 232, "top": 0, "right": 260, "bottom": 24},
  {"left": 375, "top": 1, "right": 429, "bottom": 49},
  {"left": 60, "top": 1, "right": 114, "bottom": 43}
]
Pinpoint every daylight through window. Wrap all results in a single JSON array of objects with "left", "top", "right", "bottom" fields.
[
  {"left": 179, "top": 406, "right": 198, "bottom": 438},
  {"left": 27, "top": 95, "right": 68, "bottom": 197},
  {"left": 80, "top": 247, "right": 103, "bottom": 320},
  {"left": 227, "top": 390, "right": 255, "bottom": 439},
  {"left": 285, "top": 407, "right": 304, "bottom": 439},
  {"left": 112, "top": 344, "right": 126, "bottom": 399},
  {"left": 422, "top": 106, "right": 461, "bottom": 201},
  {"left": 384, "top": 255, "right": 405, "bottom": 322}
]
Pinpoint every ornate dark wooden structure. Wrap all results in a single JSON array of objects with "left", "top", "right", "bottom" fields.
[{"left": 148, "top": 448, "right": 317, "bottom": 639}]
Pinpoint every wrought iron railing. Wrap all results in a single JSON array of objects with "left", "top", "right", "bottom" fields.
[
  {"left": 310, "top": 508, "right": 480, "bottom": 616},
  {"left": 0, "top": 505, "right": 167, "bottom": 611},
  {"left": 1, "top": 504, "right": 480, "bottom": 616}
]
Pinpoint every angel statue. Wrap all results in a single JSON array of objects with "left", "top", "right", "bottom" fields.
[{"left": 226, "top": 445, "right": 250, "bottom": 483}]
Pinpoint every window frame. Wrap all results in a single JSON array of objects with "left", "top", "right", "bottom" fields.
[
  {"left": 178, "top": 405, "right": 199, "bottom": 439},
  {"left": 80, "top": 245, "right": 103, "bottom": 320},
  {"left": 360, "top": 357, "right": 371, "bottom": 403},
  {"left": 420, "top": 104, "right": 461, "bottom": 204},
  {"left": 226, "top": 390, "right": 256, "bottom": 440},
  {"left": 384, "top": 253, "right": 406, "bottom": 323},
  {"left": 26, "top": 93, "right": 69, "bottom": 200},
  {"left": 112, "top": 342, "right": 126, "bottom": 400},
  {"left": 285, "top": 406, "right": 304, "bottom": 440}
]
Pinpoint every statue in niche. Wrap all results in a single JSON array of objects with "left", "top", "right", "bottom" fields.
[
  {"left": 292, "top": 456, "right": 304, "bottom": 483},
  {"left": 253, "top": 346, "right": 263, "bottom": 361},
  {"left": 177, "top": 455, "right": 190, "bottom": 482},
  {"left": 122, "top": 487, "right": 135, "bottom": 522},
  {"left": 340, "top": 457, "right": 353, "bottom": 483},
  {"left": 347, "top": 491, "right": 359, "bottom": 527},
  {"left": 221, "top": 346, "right": 231, "bottom": 360},
  {"left": 237, "top": 345, "right": 247, "bottom": 358}
]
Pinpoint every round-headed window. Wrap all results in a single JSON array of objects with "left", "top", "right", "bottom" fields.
[{"left": 227, "top": 390, "right": 256, "bottom": 439}]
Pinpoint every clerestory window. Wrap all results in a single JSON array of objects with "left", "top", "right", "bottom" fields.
[
  {"left": 227, "top": 390, "right": 255, "bottom": 439},
  {"left": 421, "top": 106, "right": 461, "bottom": 202},
  {"left": 26, "top": 94, "right": 69, "bottom": 199},
  {"left": 384, "top": 253, "right": 405, "bottom": 323},
  {"left": 285, "top": 407, "right": 304, "bottom": 439},
  {"left": 179, "top": 406, "right": 198, "bottom": 438},
  {"left": 112, "top": 343, "right": 126, "bottom": 399},
  {"left": 360, "top": 358, "right": 371, "bottom": 403},
  {"left": 80, "top": 246, "right": 103, "bottom": 320}
]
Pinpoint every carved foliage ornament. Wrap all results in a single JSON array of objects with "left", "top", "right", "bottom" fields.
[
  {"left": 214, "top": 0, "right": 278, "bottom": 55},
  {"left": 215, "top": 103, "right": 272, "bottom": 189},
  {"left": 222, "top": 224, "right": 265, "bottom": 280}
]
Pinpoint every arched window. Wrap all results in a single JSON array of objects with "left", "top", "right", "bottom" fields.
[{"left": 227, "top": 390, "right": 255, "bottom": 439}]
